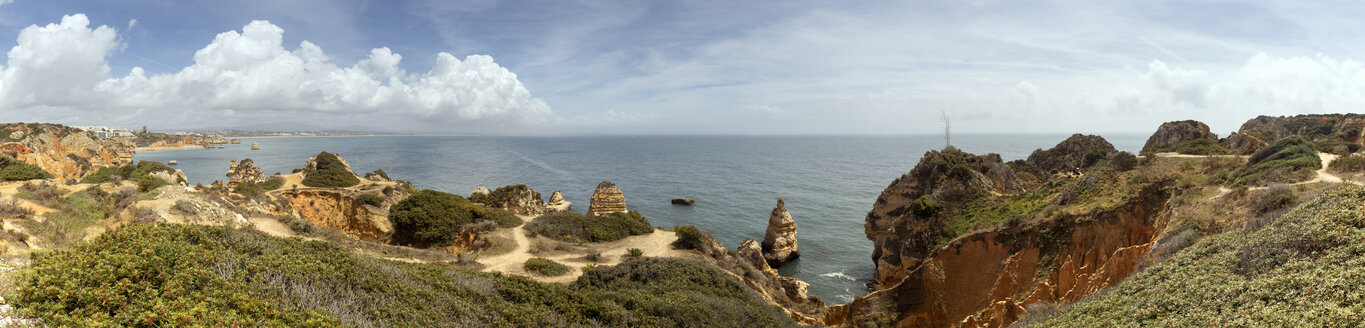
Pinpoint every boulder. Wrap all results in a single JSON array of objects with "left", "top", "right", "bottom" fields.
[
  {"left": 762, "top": 197, "right": 799, "bottom": 267},
  {"left": 587, "top": 181, "right": 628, "bottom": 217},
  {"left": 226, "top": 158, "right": 265, "bottom": 190},
  {"left": 1141, "top": 120, "right": 1217, "bottom": 154},
  {"left": 671, "top": 197, "right": 695, "bottom": 205},
  {"left": 546, "top": 190, "right": 572, "bottom": 212}
]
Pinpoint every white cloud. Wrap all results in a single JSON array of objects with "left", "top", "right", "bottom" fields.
[
  {"left": 744, "top": 105, "right": 784, "bottom": 114},
  {"left": 0, "top": 14, "right": 554, "bottom": 127}
]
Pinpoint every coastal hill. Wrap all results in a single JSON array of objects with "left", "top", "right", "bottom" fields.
[{"left": 0, "top": 115, "right": 1358, "bottom": 326}]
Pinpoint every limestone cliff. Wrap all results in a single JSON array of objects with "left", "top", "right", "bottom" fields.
[
  {"left": 1140, "top": 120, "right": 1218, "bottom": 154},
  {"left": 285, "top": 190, "right": 394, "bottom": 242},
  {"left": 226, "top": 158, "right": 265, "bottom": 190},
  {"left": 864, "top": 147, "right": 1024, "bottom": 288},
  {"left": 831, "top": 182, "right": 1175, "bottom": 327},
  {"left": 1238, "top": 114, "right": 1365, "bottom": 153},
  {"left": 0, "top": 123, "right": 134, "bottom": 182},
  {"left": 762, "top": 198, "right": 800, "bottom": 267},
  {"left": 587, "top": 181, "right": 628, "bottom": 217}
]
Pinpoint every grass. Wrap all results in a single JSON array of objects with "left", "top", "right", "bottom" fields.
[
  {"left": 1233, "top": 136, "right": 1320, "bottom": 186},
  {"left": 81, "top": 160, "right": 181, "bottom": 192},
  {"left": 523, "top": 257, "right": 570, "bottom": 276},
  {"left": 0, "top": 156, "right": 50, "bottom": 181},
  {"left": 1158, "top": 138, "right": 1230, "bottom": 155},
  {"left": 1328, "top": 153, "right": 1365, "bottom": 173},
  {"left": 16, "top": 186, "right": 136, "bottom": 249},
  {"left": 15, "top": 223, "right": 797, "bottom": 327},
  {"left": 468, "top": 184, "right": 542, "bottom": 207},
  {"left": 526, "top": 211, "right": 653, "bottom": 243},
  {"left": 1036, "top": 185, "right": 1365, "bottom": 327}
]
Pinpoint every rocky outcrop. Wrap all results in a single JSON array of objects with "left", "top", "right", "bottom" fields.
[
  {"left": 303, "top": 152, "right": 358, "bottom": 178},
  {"left": 1239, "top": 114, "right": 1365, "bottom": 145},
  {"left": 587, "top": 181, "right": 627, "bottom": 217},
  {"left": 762, "top": 198, "right": 800, "bottom": 267},
  {"left": 672, "top": 197, "right": 695, "bottom": 205},
  {"left": 469, "top": 184, "right": 547, "bottom": 216},
  {"left": 1026, "top": 134, "right": 1116, "bottom": 172},
  {"left": 546, "top": 190, "right": 571, "bottom": 212},
  {"left": 0, "top": 123, "right": 134, "bottom": 182},
  {"left": 285, "top": 190, "right": 393, "bottom": 242},
  {"left": 250, "top": 142, "right": 260, "bottom": 150},
  {"left": 865, "top": 147, "right": 1024, "bottom": 288},
  {"left": 831, "top": 182, "right": 1175, "bottom": 328},
  {"left": 226, "top": 158, "right": 265, "bottom": 190},
  {"left": 1218, "top": 131, "right": 1268, "bottom": 155},
  {"left": 1141, "top": 120, "right": 1218, "bottom": 154}
]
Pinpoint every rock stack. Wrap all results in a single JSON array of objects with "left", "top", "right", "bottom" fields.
[
  {"left": 762, "top": 197, "right": 800, "bottom": 267},
  {"left": 1140, "top": 120, "right": 1216, "bottom": 155},
  {"left": 226, "top": 158, "right": 265, "bottom": 190},
  {"left": 250, "top": 142, "right": 260, "bottom": 150},
  {"left": 587, "top": 181, "right": 627, "bottom": 217},
  {"left": 546, "top": 190, "right": 572, "bottom": 212}
]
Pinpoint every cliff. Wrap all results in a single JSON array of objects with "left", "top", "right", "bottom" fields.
[
  {"left": 762, "top": 198, "right": 800, "bottom": 267},
  {"left": 0, "top": 123, "right": 134, "bottom": 182},
  {"left": 1238, "top": 114, "right": 1365, "bottom": 145},
  {"left": 133, "top": 132, "right": 225, "bottom": 148},
  {"left": 1026, "top": 134, "right": 1116, "bottom": 172},
  {"left": 1140, "top": 120, "right": 1219, "bottom": 155},
  {"left": 286, "top": 190, "right": 393, "bottom": 242},
  {"left": 588, "top": 181, "right": 628, "bottom": 217}
]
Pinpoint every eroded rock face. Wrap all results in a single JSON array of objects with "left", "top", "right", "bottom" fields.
[
  {"left": 286, "top": 190, "right": 393, "bottom": 242},
  {"left": 1239, "top": 114, "right": 1365, "bottom": 145},
  {"left": 546, "top": 190, "right": 572, "bottom": 213},
  {"left": 831, "top": 182, "right": 1174, "bottom": 328},
  {"left": 762, "top": 198, "right": 800, "bottom": 268},
  {"left": 226, "top": 158, "right": 265, "bottom": 190},
  {"left": 1219, "top": 131, "right": 1269, "bottom": 155},
  {"left": 0, "top": 123, "right": 134, "bottom": 182},
  {"left": 865, "top": 147, "right": 1024, "bottom": 288},
  {"left": 738, "top": 239, "right": 775, "bottom": 274},
  {"left": 1141, "top": 120, "right": 1217, "bottom": 154},
  {"left": 471, "top": 187, "right": 491, "bottom": 197},
  {"left": 587, "top": 181, "right": 627, "bottom": 217},
  {"left": 1026, "top": 134, "right": 1117, "bottom": 172}
]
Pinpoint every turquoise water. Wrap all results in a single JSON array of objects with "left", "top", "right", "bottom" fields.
[{"left": 134, "top": 134, "right": 1145, "bottom": 303}]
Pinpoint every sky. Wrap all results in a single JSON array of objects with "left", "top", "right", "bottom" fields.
[{"left": 0, "top": 1, "right": 1362, "bottom": 135}]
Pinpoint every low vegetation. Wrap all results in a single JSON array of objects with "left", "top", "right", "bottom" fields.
[
  {"left": 1158, "top": 138, "right": 1229, "bottom": 155},
  {"left": 17, "top": 186, "right": 137, "bottom": 248},
  {"left": 1233, "top": 136, "right": 1320, "bottom": 186},
  {"left": 523, "top": 257, "right": 570, "bottom": 276},
  {"left": 1328, "top": 153, "right": 1365, "bottom": 173},
  {"left": 233, "top": 176, "right": 285, "bottom": 197},
  {"left": 301, "top": 152, "right": 359, "bottom": 188},
  {"left": 0, "top": 156, "right": 50, "bottom": 181},
  {"left": 468, "top": 184, "right": 541, "bottom": 207},
  {"left": 82, "top": 160, "right": 182, "bottom": 192},
  {"left": 354, "top": 192, "right": 384, "bottom": 207},
  {"left": 673, "top": 225, "right": 705, "bottom": 250},
  {"left": 1037, "top": 185, "right": 1365, "bottom": 326},
  {"left": 388, "top": 189, "right": 518, "bottom": 247},
  {"left": 15, "top": 224, "right": 796, "bottom": 327},
  {"left": 526, "top": 211, "right": 653, "bottom": 243}
]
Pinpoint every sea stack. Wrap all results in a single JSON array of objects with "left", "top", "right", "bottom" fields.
[
  {"left": 762, "top": 197, "right": 799, "bottom": 267},
  {"left": 671, "top": 197, "right": 695, "bottom": 205},
  {"left": 226, "top": 158, "right": 265, "bottom": 190},
  {"left": 251, "top": 142, "right": 260, "bottom": 150},
  {"left": 546, "top": 190, "right": 572, "bottom": 212},
  {"left": 587, "top": 181, "right": 627, "bottom": 217}
]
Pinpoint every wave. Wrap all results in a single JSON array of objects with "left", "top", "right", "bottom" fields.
[
  {"left": 820, "top": 271, "right": 857, "bottom": 281},
  {"left": 508, "top": 150, "right": 574, "bottom": 178}
]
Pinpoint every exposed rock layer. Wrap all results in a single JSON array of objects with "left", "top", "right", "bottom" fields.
[
  {"left": 1218, "top": 131, "right": 1268, "bottom": 155},
  {"left": 1027, "top": 134, "right": 1117, "bottom": 172},
  {"left": 762, "top": 198, "right": 800, "bottom": 267},
  {"left": 1238, "top": 114, "right": 1365, "bottom": 145},
  {"left": 1141, "top": 120, "right": 1217, "bottom": 154},
  {"left": 286, "top": 190, "right": 393, "bottom": 242},
  {"left": 0, "top": 123, "right": 134, "bottom": 182},
  {"left": 587, "top": 181, "right": 627, "bottom": 217},
  {"left": 546, "top": 190, "right": 571, "bottom": 212},
  {"left": 226, "top": 158, "right": 265, "bottom": 190}
]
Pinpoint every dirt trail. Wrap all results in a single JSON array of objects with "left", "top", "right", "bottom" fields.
[
  {"left": 1210, "top": 152, "right": 1357, "bottom": 200},
  {"left": 476, "top": 214, "right": 693, "bottom": 283}
]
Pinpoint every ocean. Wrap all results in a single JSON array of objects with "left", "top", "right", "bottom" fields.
[{"left": 134, "top": 133, "right": 1146, "bottom": 303}]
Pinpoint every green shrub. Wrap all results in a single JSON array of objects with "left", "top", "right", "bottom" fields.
[
  {"left": 355, "top": 193, "right": 384, "bottom": 207},
  {"left": 523, "top": 257, "right": 571, "bottom": 276},
  {"left": 364, "top": 169, "right": 390, "bottom": 181},
  {"left": 16, "top": 224, "right": 799, "bottom": 327},
  {"left": 82, "top": 160, "right": 178, "bottom": 192},
  {"left": 627, "top": 248, "right": 644, "bottom": 258},
  {"left": 1329, "top": 154, "right": 1365, "bottom": 173},
  {"left": 526, "top": 211, "right": 653, "bottom": 243},
  {"left": 0, "top": 156, "right": 50, "bottom": 181},
  {"left": 910, "top": 195, "right": 937, "bottom": 217},
  {"left": 468, "top": 184, "right": 541, "bottom": 207},
  {"left": 1234, "top": 136, "right": 1321, "bottom": 186},
  {"left": 673, "top": 225, "right": 705, "bottom": 250},
  {"left": 483, "top": 207, "right": 523, "bottom": 228},
  {"left": 16, "top": 182, "right": 66, "bottom": 208},
  {"left": 388, "top": 189, "right": 478, "bottom": 248},
  {"left": 234, "top": 176, "right": 285, "bottom": 197},
  {"left": 1160, "top": 138, "right": 1230, "bottom": 155},
  {"left": 1111, "top": 151, "right": 1138, "bottom": 171},
  {"left": 301, "top": 152, "right": 359, "bottom": 188},
  {"left": 1254, "top": 185, "right": 1298, "bottom": 215}
]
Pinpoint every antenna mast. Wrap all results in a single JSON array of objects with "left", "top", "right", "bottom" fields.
[{"left": 941, "top": 111, "right": 951, "bottom": 148}]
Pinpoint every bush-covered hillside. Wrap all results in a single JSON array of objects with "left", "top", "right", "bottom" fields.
[
  {"left": 301, "top": 152, "right": 359, "bottom": 188},
  {"left": 1233, "top": 136, "right": 1320, "bottom": 186},
  {"left": 388, "top": 189, "right": 519, "bottom": 247},
  {"left": 468, "top": 184, "right": 541, "bottom": 207},
  {"left": 526, "top": 211, "right": 653, "bottom": 243},
  {"left": 0, "top": 156, "right": 50, "bottom": 181},
  {"left": 1035, "top": 185, "right": 1365, "bottom": 326},
  {"left": 15, "top": 224, "right": 796, "bottom": 327},
  {"left": 81, "top": 160, "right": 181, "bottom": 191}
]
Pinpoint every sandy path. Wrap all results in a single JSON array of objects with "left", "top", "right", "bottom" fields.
[
  {"left": 1210, "top": 152, "right": 1357, "bottom": 198},
  {"left": 476, "top": 214, "right": 692, "bottom": 283}
]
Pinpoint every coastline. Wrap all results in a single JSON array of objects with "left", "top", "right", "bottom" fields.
[{"left": 134, "top": 145, "right": 206, "bottom": 153}]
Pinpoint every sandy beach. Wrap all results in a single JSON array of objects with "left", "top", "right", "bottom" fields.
[{"left": 134, "top": 145, "right": 206, "bottom": 153}]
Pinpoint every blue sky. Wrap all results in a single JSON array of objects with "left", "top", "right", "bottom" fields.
[{"left": 0, "top": 1, "right": 1363, "bottom": 135}]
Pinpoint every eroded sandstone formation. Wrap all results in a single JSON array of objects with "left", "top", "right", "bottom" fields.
[
  {"left": 587, "top": 180, "right": 627, "bottom": 217},
  {"left": 1026, "top": 134, "right": 1116, "bottom": 172},
  {"left": 1140, "top": 120, "right": 1218, "bottom": 154},
  {"left": 227, "top": 158, "right": 265, "bottom": 190},
  {"left": 470, "top": 185, "right": 547, "bottom": 216},
  {"left": 0, "top": 123, "right": 134, "bottom": 182},
  {"left": 546, "top": 190, "right": 572, "bottom": 212},
  {"left": 1239, "top": 114, "right": 1365, "bottom": 145},
  {"left": 762, "top": 198, "right": 800, "bottom": 267},
  {"left": 1219, "top": 131, "right": 1268, "bottom": 155},
  {"left": 286, "top": 190, "right": 393, "bottom": 242}
]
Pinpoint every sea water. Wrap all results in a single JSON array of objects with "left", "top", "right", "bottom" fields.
[{"left": 135, "top": 133, "right": 1146, "bottom": 303}]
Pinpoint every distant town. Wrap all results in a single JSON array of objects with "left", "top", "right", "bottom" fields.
[{"left": 71, "top": 126, "right": 396, "bottom": 139}]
